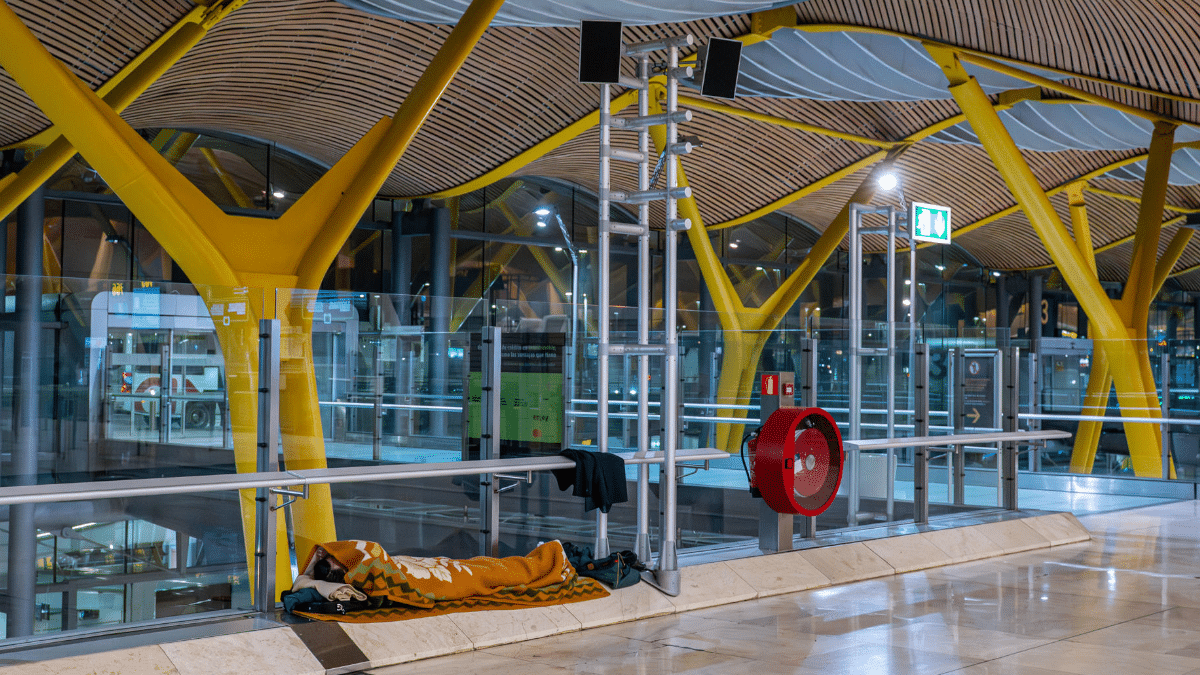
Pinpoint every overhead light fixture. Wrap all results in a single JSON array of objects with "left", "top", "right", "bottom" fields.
[
  {"left": 935, "top": 264, "right": 946, "bottom": 271},
  {"left": 537, "top": 220, "right": 548, "bottom": 228},
  {"left": 555, "top": 246, "right": 563, "bottom": 252},
  {"left": 534, "top": 206, "right": 552, "bottom": 216},
  {"left": 992, "top": 271, "right": 1001, "bottom": 277},
  {"left": 272, "top": 190, "right": 286, "bottom": 200},
  {"left": 878, "top": 172, "right": 898, "bottom": 191}
]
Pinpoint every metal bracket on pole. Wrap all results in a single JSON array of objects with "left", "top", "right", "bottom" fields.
[
  {"left": 479, "top": 327, "right": 502, "bottom": 558},
  {"left": 255, "top": 318, "right": 281, "bottom": 613}
]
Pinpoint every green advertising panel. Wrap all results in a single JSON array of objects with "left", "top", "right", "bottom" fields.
[{"left": 468, "top": 333, "right": 565, "bottom": 457}]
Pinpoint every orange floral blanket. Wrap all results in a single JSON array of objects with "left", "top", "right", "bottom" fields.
[{"left": 294, "top": 540, "right": 608, "bottom": 622}]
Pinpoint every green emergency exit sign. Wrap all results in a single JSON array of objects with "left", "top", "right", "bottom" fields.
[{"left": 910, "top": 202, "right": 952, "bottom": 244}]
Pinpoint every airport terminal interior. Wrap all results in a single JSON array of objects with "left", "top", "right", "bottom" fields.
[{"left": 0, "top": 0, "right": 1198, "bottom": 672}]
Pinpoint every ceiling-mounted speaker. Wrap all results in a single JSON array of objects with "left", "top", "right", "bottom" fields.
[
  {"left": 578, "top": 21, "right": 623, "bottom": 84},
  {"left": 693, "top": 37, "right": 743, "bottom": 99}
]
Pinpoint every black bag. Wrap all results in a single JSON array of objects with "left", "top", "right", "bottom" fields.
[
  {"left": 292, "top": 599, "right": 370, "bottom": 615},
  {"left": 563, "top": 542, "right": 643, "bottom": 589}
]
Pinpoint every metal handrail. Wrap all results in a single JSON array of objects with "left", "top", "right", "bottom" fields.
[{"left": 0, "top": 448, "right": 728, "bottom": 507}]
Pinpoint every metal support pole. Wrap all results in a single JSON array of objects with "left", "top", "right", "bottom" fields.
[
  {"left": 159, "top": 344, "right": 171, "bottom": 443},
  {"left": 1161, "top": 349, "right": 1171, "bottom": 480},
  {"left": 799, "top": 337, "right": 818, "bottom": 538},
  {"left": 596, "top": 80, "right": 613, "bottom": 559},
  {"left": 6, "top": 185, "right": 43, "bottom": 637},
  {"left": 914, "top": 344, "right": 930, "bottom": 523},
  {"left": 479, "top": 327, "right": 502, "bottom": 557},
  {"left": 391, "top": 206, "right": 412, "bottom": 437},
  {"left": 1003, "top": 346, "right": 1021, "bottom": 510},
  {"left": 373, "top": 341, "right": 384, "bottom": 461},
  {"left": 847, "top": 204, "right": 863, "bottom": 526},
  {"left": 885, "top": 206, "right": 897, "bottom": 522},
  {"left": 254, "top": 319, "right": 281, "bottom": 612},
  {"left": 428, "top": 207, "right": 452, "bottom": 437},
  {"left": 634, "top": 54, "right": 652, "bottom": 562},
  {"left": 655, "top": 42, "right": 682, "bottom": 596},
  {"left": 952, "top": 348, "right": 966, "bottom": 505}
]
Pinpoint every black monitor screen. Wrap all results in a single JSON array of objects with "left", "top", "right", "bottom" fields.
[
  {"left": 700, "top": 38, "right": 742, "bottom": 99},
  {"left": 578, "top": 21, "right": 623, "bottom": 84}
]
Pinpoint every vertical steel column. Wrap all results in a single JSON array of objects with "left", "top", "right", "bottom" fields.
[
  {"left": 429, "top": 207, "right": 452, "bottom": 437},
  {"left": 951, "top": 348, "right": 966, "bottom": 505},
  {"left": 373, "top": 340, "right": 383, "bottom": 461},
  {"left": 655, "top": 42, "right": 683, "bottom": 595},
  {"left": 913, "top": 343, "right": 930, "bottom": 523},
  {"left": 159, "top": 344, "right": 171, "bottom": 442},
  {"left": 6, "top": 185, "right": 43, "bottom": 637},
  {"left": 634, "top": 55, "right": 652, "bottom": 562},
  {"left": 255, "top": 319, "right": 281, "bottom": 612},
  {"left": 1161, "top": 350, "right": 1171, "bottom": 480},
  {"left": 800, "top": 337, "right": 818, "bottom": 538},
  {"left": 595, "top": 81, "right": 613, "bottom": 558},
  {"left": 847, "top": 204, "right": 863, "bottom": 526},
  {"left": 885, "top": 206, "right": 897, "bottom": 522},
  {"left": 1003, "top": 346, "right": 1021, "bottom": 510},
  {"left": 392, "top": 205, "right": 411, "bottom": 438},
  {"left": 479, "top": 327, "right": 502, "bottom": 557}
]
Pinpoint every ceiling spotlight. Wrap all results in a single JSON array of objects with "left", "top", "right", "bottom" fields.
[
  {"left": 878, "top": 172, "right": 898, "bottom": 191},
  {"left": 729, "top": 242, "right": 739, "bottom": 249},
  {"left": 935, "top": 264, "right": 946, "bottom": 271},
  {"left": 537, "top": 220, "right": 548, "bottom": 228},
  {"left": 272, "top": 190, "right": 286, "bottom": 200},
  {"left": 992, "top": 271, "right": 1001, "bottom": 277},
  {"left": 534, "top": 206, "right": 552, "bottom": 216},
  {"left": 902, "top": 298, "right": 911, "bottom": 306},
  {"left": 555, "top": 246, "right": 563, "bottom": 252}
]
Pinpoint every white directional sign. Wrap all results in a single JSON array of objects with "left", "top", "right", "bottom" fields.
[{"left": 910, "top": 202, "right": 952, "bottom": 244}]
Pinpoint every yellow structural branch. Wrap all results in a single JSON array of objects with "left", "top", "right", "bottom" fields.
[
  {"left": 0, "top": 3, "right": 243, "bottom": 223},
  {"left": 1086, "top": 186, "right": 1200, "bottom": 214},
  {"left": 928, "top": 44, "right": 1170, "bottom": 477},
  {"left": 0, "top": 0, "right": 506, "bottom": 592}
]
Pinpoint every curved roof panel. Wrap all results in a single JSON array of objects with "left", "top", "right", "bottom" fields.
[
  {"left": 335, "top": 0, "right": 792, "bottom": 27},
  {"left": 736, "top": 30, "right": 1067, "bottom": 101}
]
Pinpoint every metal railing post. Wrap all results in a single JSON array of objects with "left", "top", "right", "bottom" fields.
[
  {"left": 255, "top": 319, "right": 281, "bottom": 612},
  {"left": 799, "top": 337, "right": 818, "bottom": 538},
  {"left": 479, "top": 327, "right": 502, "bottom": 557},
  {"left": 1003, "top": 346, "right": 1021, "bottom": 510},
  {"left": 951, "top": 348, "right": 966, "bottom": 505},
  {"left": 159, "top": 344, "right": 171, "bottom": 443},
  {"left": 914, "top": 343, "right": 930, "bottom": 524},
  {"left": 847, "top": 203, "right": 863, "bottom": 526},
  {"left": 1161, "top": 349, "right": 1171, "bottom": 480},
  {"left": 373, "top": 339, "right": 384, "bottom": 461}
]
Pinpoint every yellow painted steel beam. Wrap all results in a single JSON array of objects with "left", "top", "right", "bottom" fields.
[
  {"left": 416, "top": 89, "right": 639, "bottom": 199},
  {"left": 1153, "top": 229, "right": 1195, "bottom": 292},
  {"left": 958, "top": 52, "right": 1185, "bottom": 126},
  {"left": 0, "top": 4, "right": 241, "bottom": 222},
  {"left": 677, "top": 95, "right": 899, "bottom": 149},
  {"left": 200, "top": 147, "right": 253, "bottom": 208},
  {"left": 291, "top": 0, "right": 507, "bottom": 289},
  {"left": 0, "top": 0, "right": 507, "bottom": 592},
  {"left": 928, "top": 44, "right": 1166, "bottom": 476},
  {"left": 953, "top": 144, "right": 1200, "bottom": 241},
  {"left": 1086, "top": 186, "right": 1200, "bottom": 214},
  {"left": 1121, "top": 121, "right": 1177, "bottom": 323},
  {"left": 794, "top": 23, "right": 1200, "bottom": 109},
  {"left": 758, "top": 148, "right": 906, "bottom": 323},
  {"left": 1066, "top": 183, "right": 1106, "bottom": 473}
]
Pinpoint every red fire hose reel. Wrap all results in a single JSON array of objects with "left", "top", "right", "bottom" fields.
[{"left": 748, "top": 407, "right": 845, "bottom": 516}]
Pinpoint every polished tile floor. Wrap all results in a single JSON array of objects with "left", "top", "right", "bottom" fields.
[{"left": 365, "top": 500, "right": 1200, "bottom": 675}]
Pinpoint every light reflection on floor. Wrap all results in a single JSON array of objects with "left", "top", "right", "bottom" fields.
[{"left": 366, "top": 500, "right": 1200, "bottom": 675}]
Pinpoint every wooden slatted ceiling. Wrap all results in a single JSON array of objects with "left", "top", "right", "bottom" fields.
[
  {"left": 794, "top": 0, "right": 1200, "bottom": 101},
  {"left": 0, "top": 0, "right": 193, "bottom": 144},
  {"left": 2, "top": 0, "right": 1200, "bottom": 283}
]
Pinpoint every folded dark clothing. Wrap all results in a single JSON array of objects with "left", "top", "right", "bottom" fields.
[
  {"left": 554, "top": 449, "right": 628, "bottom": 513},
  {"left": 281, "top": 587, "right": 325, "bottom": 613}
]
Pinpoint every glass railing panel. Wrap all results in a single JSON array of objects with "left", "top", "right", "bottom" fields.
[{"left": 3, "top": 493, "right": 252, "bottom": 638}]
